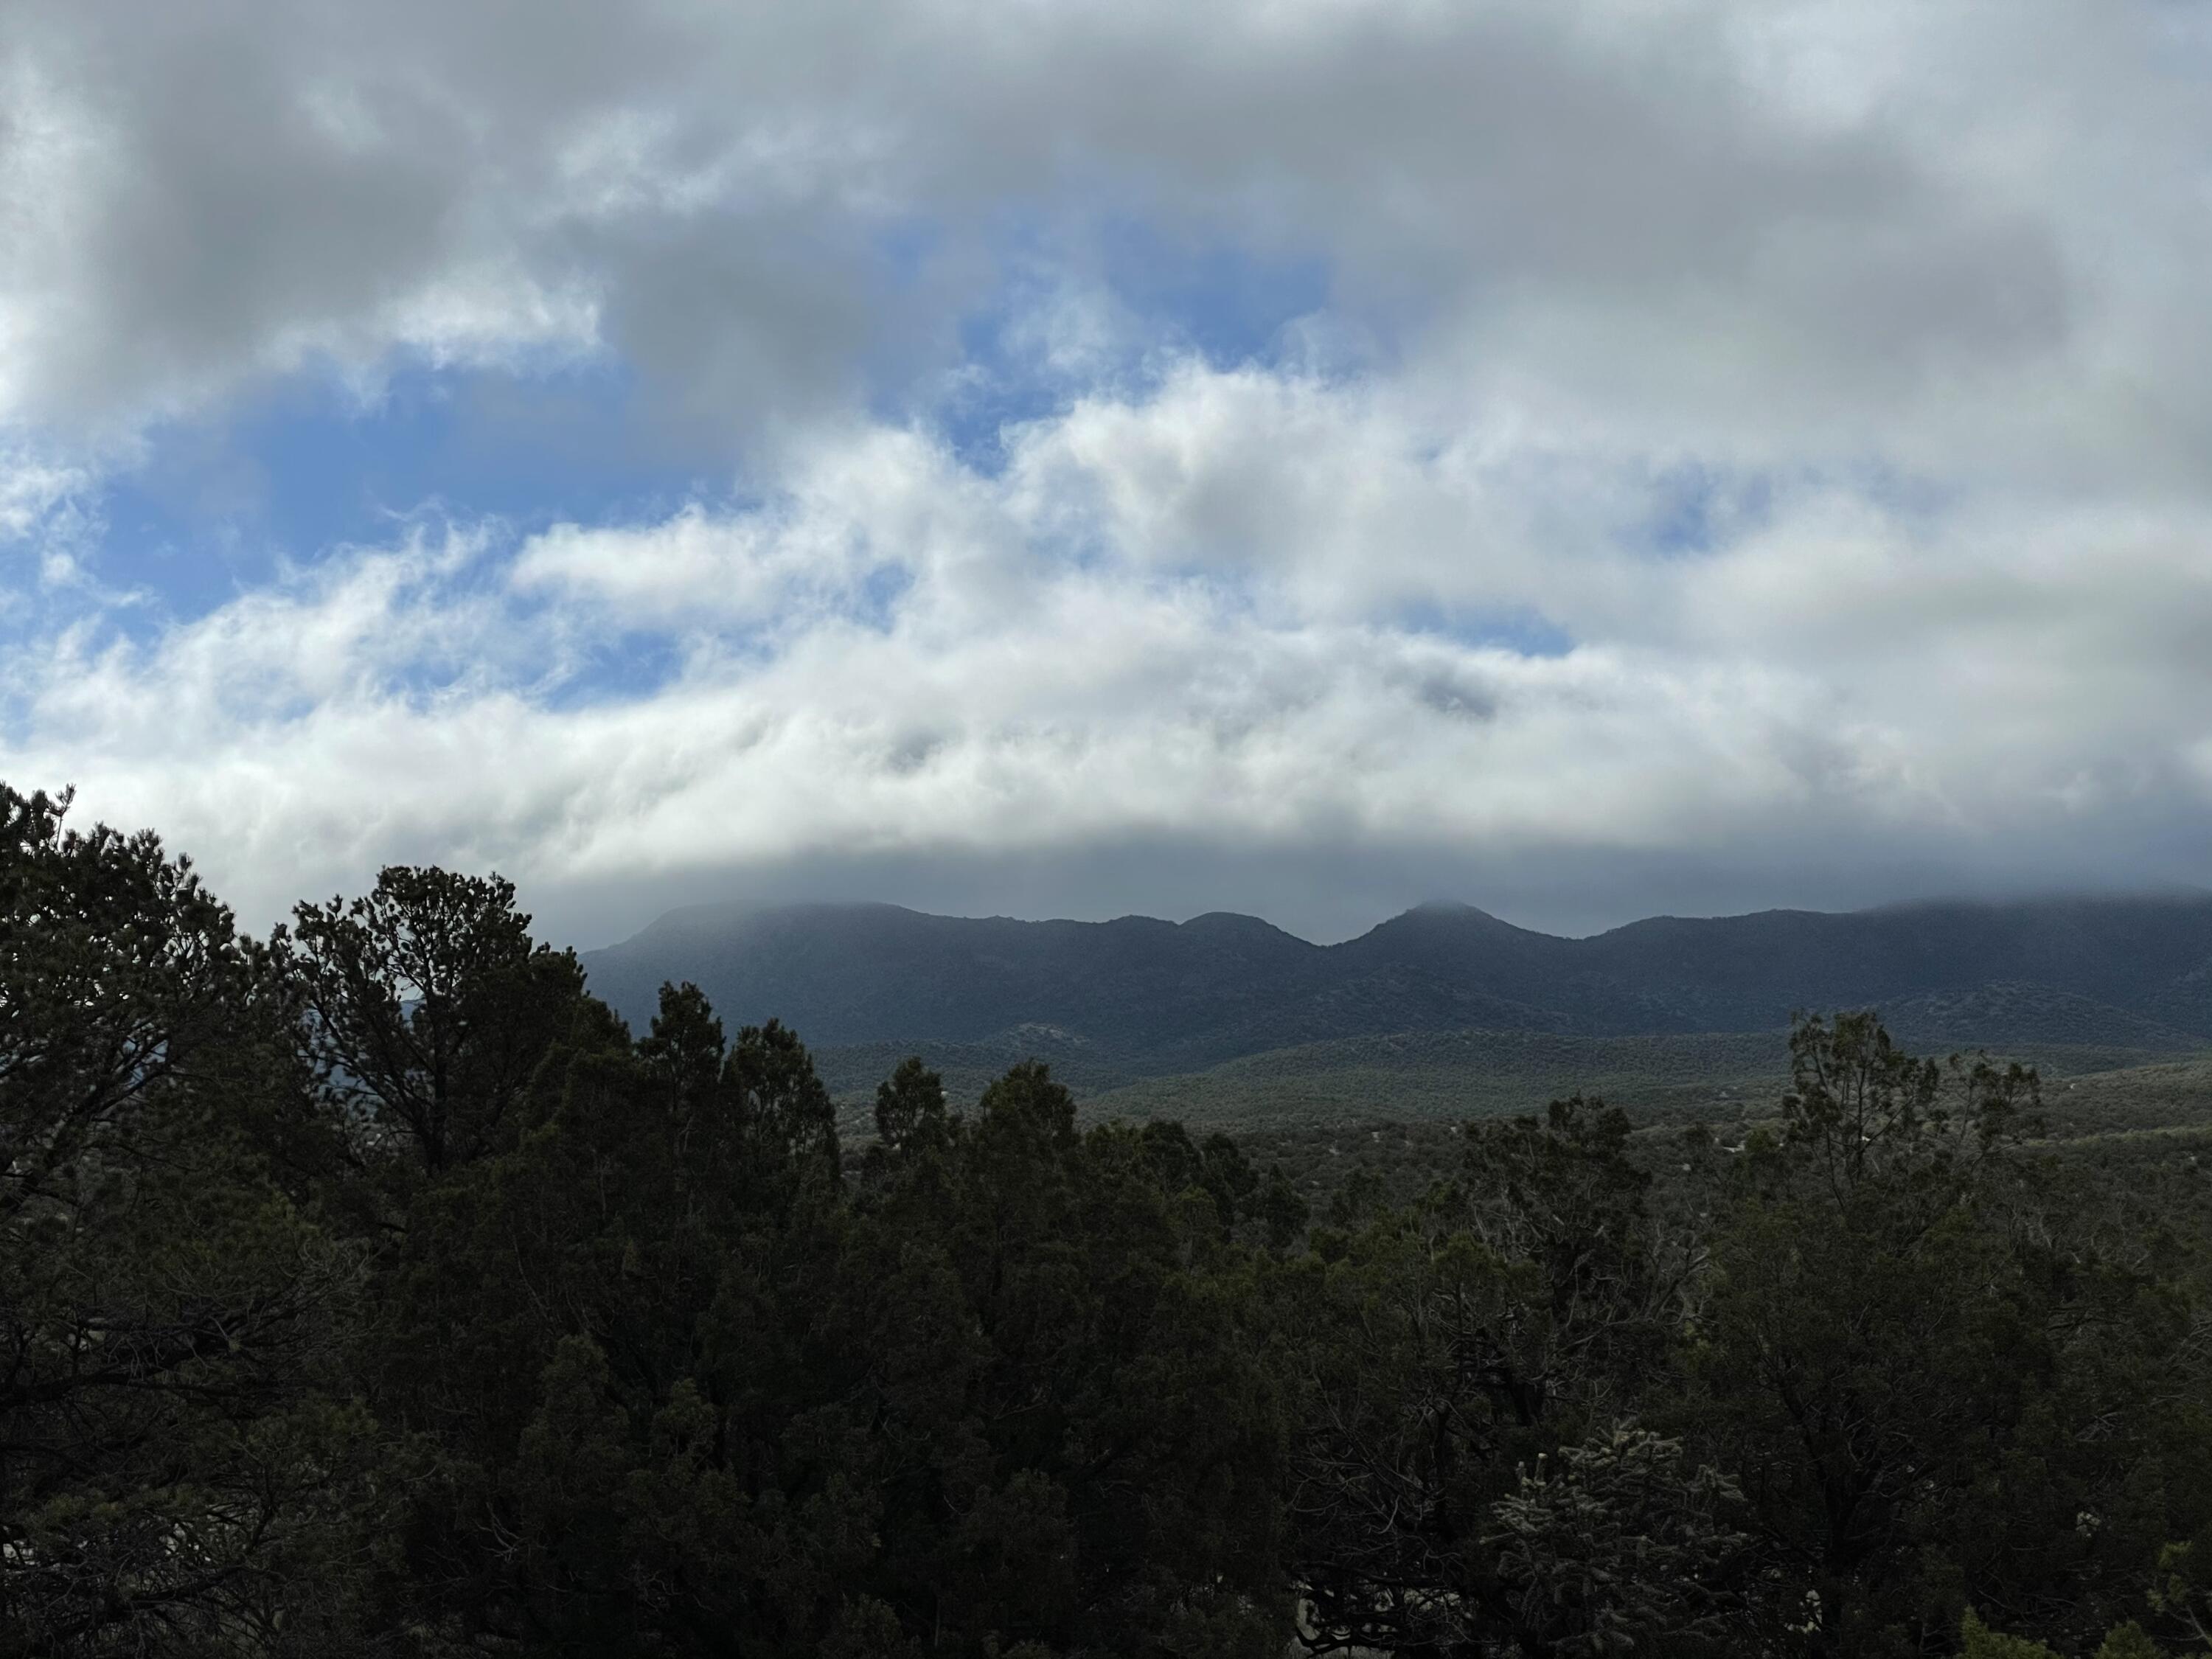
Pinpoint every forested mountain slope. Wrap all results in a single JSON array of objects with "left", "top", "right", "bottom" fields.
[{"left": 582, "top": 893, "right": 2212, "bottom": 1068}]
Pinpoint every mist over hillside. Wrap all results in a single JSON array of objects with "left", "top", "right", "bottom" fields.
[{"left": 581, "top": 893, "right": 2212, "bottom": 1077}]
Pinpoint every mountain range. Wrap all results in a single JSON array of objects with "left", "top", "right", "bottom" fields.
[{"left": 580, "top": 894, "right": 2212, "bottom": 1084}]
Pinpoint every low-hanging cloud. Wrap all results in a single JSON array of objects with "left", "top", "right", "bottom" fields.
[
  {"left": 1, "top": 0, "right": 2209, "bottom": 942},
  {"left": 10, "top": 363, "right": 2209, "bottom": 939}
]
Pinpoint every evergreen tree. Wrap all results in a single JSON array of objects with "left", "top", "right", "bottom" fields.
[
  {"left": 12, "top": 785, "right": 2212, "bottom": 1659},
  {"left": 0, "top": 786, "right": 374, "bottom": 1656}
]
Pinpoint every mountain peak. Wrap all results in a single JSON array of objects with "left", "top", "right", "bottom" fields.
[
  {"left": 580, "top": 893, "right": 2212, "bottom": 1062},
  {"left": 1406, "top": 899, "right": 1502, "bottom": 921},
  {"left": 1371, "top": 900, "right": 1534, "bottom": 936}
]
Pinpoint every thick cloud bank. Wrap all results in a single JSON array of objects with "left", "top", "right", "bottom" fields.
[{"left": 1, "top": 0, "right": 2208, "bottom": 941}]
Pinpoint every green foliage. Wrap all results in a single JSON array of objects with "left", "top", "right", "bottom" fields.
[
  {"left": 0, "top": 785, "right": 377, "bottom": 1655},
  {"left": 1085, "top": 1025, "right": 1804, "bottom": 1127},
  {"left": 1961, "top": 1608, "right": 2062, "bottom": 1657},
  {"left": 1279, "top": 1092, "right": 1725, "bottom": 1655},
  {"left": 1488, "top": 1425, "right": 1746, "bottom": 1655},
  {"left": 1689, "top": 1013, "right": 2211, "bottom": 1657},
  {"left": 2149, "top": 1531, "right": 2212, "bottom": 1651},
  {"left": 13, "top": 785, "right": 2212, "bottom": 1658},
  {"left": 285, "top": 863, "right": 594, "bottom": 1178},
  {"left": 2094, "top": 1621, "right": 2168, "bottom": 1659},
  {"left": 349, "top": 986, "right": 1290, "bottom": 1654}
]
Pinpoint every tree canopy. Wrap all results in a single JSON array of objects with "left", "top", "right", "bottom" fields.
[{"left": 5, "top": 783, "right": 2212, "bottom": 1658}]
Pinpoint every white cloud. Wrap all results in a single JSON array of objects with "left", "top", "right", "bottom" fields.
[
  {"left": 0, "top": 0, "right": 2199, "bottom": 459},
  {"left": 10, "top": 358, "right": 2210, "bottom": 939},
  {"left": 0, "top": 448, "right": 83, "bottom": 543},
  {"left": 2, "top": 0, "right": 2210, "bottom": 937}
]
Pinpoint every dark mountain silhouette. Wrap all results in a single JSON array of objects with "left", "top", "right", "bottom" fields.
[{"left": 580, "top": 893, "right": 2212, "bottom": 1074}]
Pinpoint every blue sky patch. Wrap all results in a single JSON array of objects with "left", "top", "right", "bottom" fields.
[
  {"left": 1398, "top": 598, "right": 1573, "bottom": 658},
  {"left": 94, "top": 356, "right": 726, "bottom": 614}
]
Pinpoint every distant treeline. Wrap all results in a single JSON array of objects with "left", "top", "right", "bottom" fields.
[{"left": 5, "top": 782, "right": 2211, "bottom": 1659}]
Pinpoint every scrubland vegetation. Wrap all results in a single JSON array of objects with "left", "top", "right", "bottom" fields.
[{"left": 8, "top": 782, "right": 2212, "bottom": 1658}]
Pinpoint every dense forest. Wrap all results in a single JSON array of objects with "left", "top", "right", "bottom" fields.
[{"left": 8, "top": 782, "right": 2212, "bottom": 1659}]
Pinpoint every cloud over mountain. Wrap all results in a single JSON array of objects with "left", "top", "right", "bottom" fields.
[{"left": 1, "top": 0, "right": 2208, "bottom": 940}]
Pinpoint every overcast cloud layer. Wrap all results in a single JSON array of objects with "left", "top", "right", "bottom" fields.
[{"left": 3, "top": 0, "right": 2210, "bottom": 943}]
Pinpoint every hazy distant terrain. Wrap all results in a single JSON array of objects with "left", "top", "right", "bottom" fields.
[
  {"left": 1076, "top": 1027, "right": 2202, "bottom": 1130},
  {"left": 584, "top": 894, "right": 2212, "bottom": 1127}
]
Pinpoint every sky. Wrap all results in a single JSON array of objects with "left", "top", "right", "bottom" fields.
[{"left": 4, "top": 0, "right": 2211, "bottom": 946}]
